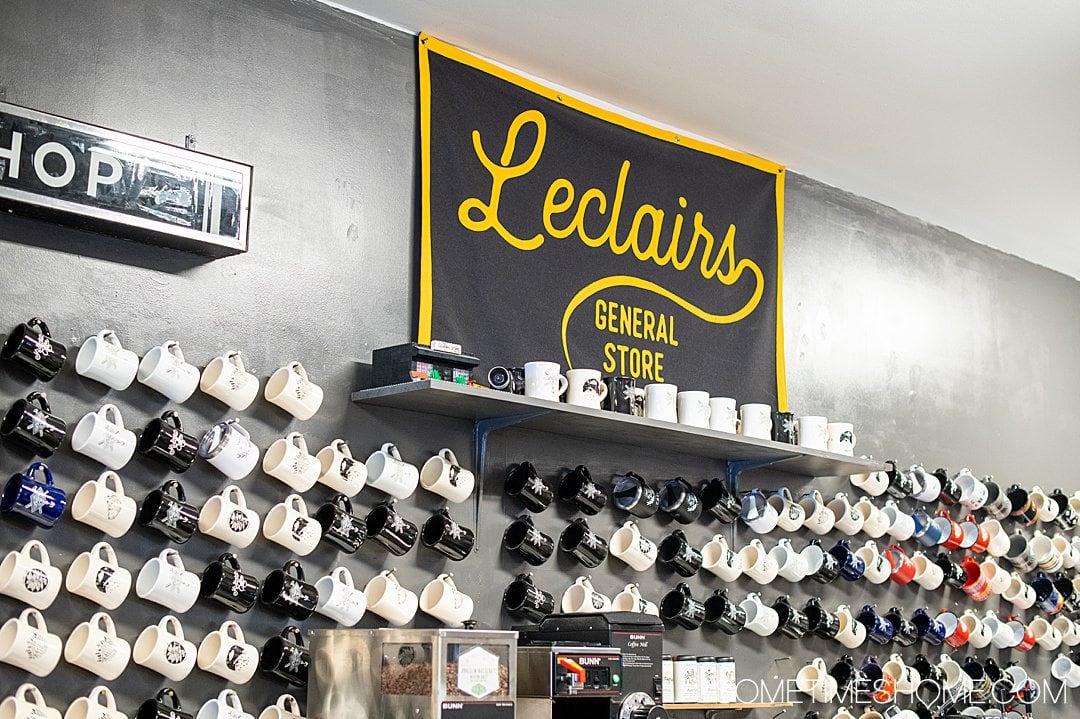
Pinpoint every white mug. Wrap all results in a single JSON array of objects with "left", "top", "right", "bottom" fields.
[
  {"left": 1052, "top": 654, "right": 1080, "bottom": 688},
  {"left": 75, "top": 330, "right": 139, "bottom": 390},
  {"left": 197, "top": 620, "right": 258, "bottom": 684},
  {"left": 982, "top": 611, "right": 1014, "bottom": 649},
  {"left": 609, "top": 521, "right": 658, "bottom": 571},
  {"left": 700, "top": 534, "right": 743, "bottom": 582},
  {"left": 855, "top": 497, "right": 889, "bottom": 539},
  {"left": 4, "top": 685, "right": 61, "bottom": 719},
  {"left": 828, "top": 492, "right": 864, "bottom": 535},
  {"left": 263, "top": 494, "right": 321, "bottom": 555},
  {"left": 200, "top": 351, "right": 260, "bottom": 410},
  {"left": 768, "top": 487, "right": 805, "bottom": 532},
  {"left": 561, "top": 575, "right": 612, "bottom": 613},
  {"left": 198, "top": 485, "right": 260, "bottom": 548},
  {"left": 827, "top": 422, "right": 857, "bottom": 455},
  {"left": 740, "top": 592, "right": 779, "bottom": 636},
  {"left": 63, "top": 612, "right": 130, "bottom": 680},
  {"left": 738, "top": 403, "right": 772, "bottom": 439},
  {"left": 364, "top": 570, "right": 418, "bottom": 626},
  {"left": 795, "top": 415, "right": 828, "bottom": 450},
  {"left": 835, "top": 604, "right": 867, "bottom": 649},
  {"left": 883, "top": 654, "right": 921, "bottom": 695},
  {"left": 197, "top": 692, "right": 252, "bottom": 719},
  {"left": 135, "top": 549, "right": 199, "bottom": 613},
  {"left": 1031, "top": 616, "right": 1063, "bottom": 650},
  {"left": 739, "top": 538, "right": 778, "bottom": 584},
  {"left": 857, "top": 541, "right": 891, "bottom": 584},
  {"left": 365, "top": 443, "right": 420, "bottom": 499},
  {"left": 265, "top": 361, "right": 324, "bottom": 420},
  {"left": 962, "top": 610, "right": 993, "bottom": 649},
  {"left": 262, "top": 432, "right": 320, "bottom": 492},
  {"left": 0, "top": 540, "right": 62, "bottom": 610},
  {"left": 1054, "top": 616, "right": 1080, "bottom": 647},
  {"left": 676, "top": 390, "right": 711, "bottom": 428},
  {"left": 315, "top": 567, "right": 367, "bottom": 627},
  {"left": 132, "top": 614, "right": 196, "bottom": 681},
  {"left": 137, "top": 341, "right": 200, "bottom": 403},
  {"left": 420, "top": 573, "right": 474, "bottom": 627},
  {"left": 832, "top": 708, "right": 858, "bottom": 719},
  {"left": 611, "top": 583, "right": 659, "bottom": 615},
  {"left": 882, "top": 501, "right": 916, "bottom": 541},
  {"left": 741, "top": 491, "right": 779, "bottom": 534},
  {"left": 565, "top": 368, "right": 608, "bottom": 409},
  {"left": 981, "top": 518, "right": 1011, "bottom": 557},
  {"left": 939, "top": 654, "right": 974, "bottom": 696},
  {"left": 316, "top": 439, "right": 367, "bottom": 497},
  {"left": 71, "top": 471, "right": 137, "bottom": 538},
  {"left": 1031, "top": 485, "right": 1059, "bottom": 522},
  {"left": 911, "top": 466, "right": 941, "bottom": 503},
  {"left": 1003, "top": 572, "right": 1036, "bottom": 610},
  {"left": 708, "top": 397, "right": 739, "bottom": 433},
  {"left": 980, "top": 558, "right": 1011, "bottom": 596},
  {"left": 419, "top": 448, "right": 475, "bottom": 504},
  {"left": 1030, "top": 530, "right": 1063, "bottom": 572},
  {"left": 769, "top": 538, "right": 807, "bottom": 582},
  {"left": 0, "top": 608, "right": 62, "bottom": 676},
  {"left": 199, "top": 419, "right": 260, "bottom": 480},
  {"left": 1053, "top": 533, "right": 1080, "bottom": 569},
  {"left": 256, "top": 697, "right": 304, "bottom": 719},
  {"left": 795, "top": 657, "right": 837, "bottom": 703},
  {"left": 850, "top": 463, "right": 889, "bottom": 497},
  {"left": 71, "top": 404, "right": 136, "bottom": 470},
  {"left": 956, "top": 470, "right": 989, "bottom": 511},
  {"left": 65, "top": 542, "right": 131, "bottom": 610},
  {"left": 643, "top": 383, "right": 678, "bottom": 422},
  {"left": 912, "top": 552, "right": 944, "bottom": 591},
  {"left": 64, "top": 686, "right": 125, "bottom": 719},
  {"left": 800, "top": 490, "right": 835, "bottom": 535},
  {"left": 523, "top": 361, "right": 568, "bottom": 402}
]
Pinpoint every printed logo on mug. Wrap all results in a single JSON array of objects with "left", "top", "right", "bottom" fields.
[
  {"left": 523, "top": 361, "right": 568, "bottom": 402},
  {"left": 561, "top": 575, "right": 611, "bottom": 614},
  {"left": 1, "top": 461, "right": 66, "bottom": 528},
  {"left": 263, "top": 495, "right": 322, "bottom": 556},
  {"left": 827, "top": 422, "right": 857, "bottom": 456},
  {"left": 63, "top": 611, "right": 131, "bottom": 681},
  {"left": 795, "top": 415, "right": 828, "bottom": 450},
  {"left": 137, "top": 411, "right": 198, "bottom": 473},
  {"left": 708, "top": 397, "right": 738, "bottom": 433},
  {"left": 314, "top": 567, "right": 367, "bottom": 627},
  {"left": 0, "top": 608, "right": 62, "bottom": 677},
  {"left": 738, "top": 403, "right": 772, "bottom": 440},
  {"left": 565, "top": 368, "right": 609, "bottom": 409},
  {"left": 265, "top": 362, "right": 324, "bottom": 420},
  {"left": 198, "top": 485, "right": 260, "bottom": 548},
  {"left": 75, "top": 330, "right": 139, "bottom": 391},
  {"left": 197, "top": 621, "right": 258, "bottom": 684},
  {"left": 65, "top": 541, "right": 131, "bottom": 611},
  {"left": 419, "top": 573, "right": 475, "bottom": 627},
  {"left": 71, "top": 404, "right": 137, "bottom": 470},
  {"left": 137, "top": 341, "right": 200, "bottom": 403},
  {"left": 676, "top": 390, "right": 711, "bottom": 428},
  {"left": 644, "top": 383, "right": 678, "bottom": 422},
  {"left": 419, "top": 448, "right": 475, "bottom": 503},
  {"left": 1, "top": 317, "right": 67, "bottom": 381},
  {"left": 365, "top": 443, "right": 420, "bottom": 500},
  {"left": 0, "top": 539, "right": 62, "bottom": 610},
  {"left": 132, "top": 614, "right": 196, "bottom": 681},
  {"left": 200, "top": 351, "right": 260, "bottom": 411},
  {"left": 1, "top": 391, "right": 66, "bottom": 458}
]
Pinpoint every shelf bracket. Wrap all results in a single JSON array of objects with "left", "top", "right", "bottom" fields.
[
  {"left": 726, "top": 457, "right": 783, "bottom": 495},
  {"left": 471, "top": 411, "right": 551, "bottom": 542}
]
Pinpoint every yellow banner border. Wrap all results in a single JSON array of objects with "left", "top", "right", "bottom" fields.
[{"left": 417, "top": 32, "right": 788, "bottom": 410}]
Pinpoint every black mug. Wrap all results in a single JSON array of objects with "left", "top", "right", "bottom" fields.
[
  {"left": 136, "top": 689, "right": 192, "bottom": 719},
  {"left": 1, "top": 317, "right": 67, "bottom": 381},
  {"left": 503, "top": 573, "right": 555, "bottom": 622},
  {"left": 659, "top": 582, "right": 705, "bottom": 630},
  {"left": 884, "top": 460, "right": 914, "bottom": 499},
  {"left": 260, "top": 625, "right": 309, "bottom": 686},
  {"left": 488, "top": 366, "right": 525, "bottom": 394},
  {"left": 315, "top": 494, "right": 367, "bottom": 553},
  {"left": 604, "top": 376, "right": 641, "bottom": 415},
  {"left": 503, "top": 514, "right": 555, "bottom": 566},
  {"left": 138, "top": 479, "right": 198, "bottom": 543},
  {"left": 1007, "top": 483, "right": 1038, "bottom": 525},
  {"left": 703, "top": 588, "right": 746, "bottom": 635},
  {"left": 365, "top": 500, "right": 418, "bottom": 556},
  {"left": 913, "top": 653, "right": 945, "bottom": 687},
  {"left": 505, "top": 461, "right": 553, "bottom": 512},
  {"left": 935, "top": 467, "right": 962, "bottom": 505},
  {"left": 659, "top": 477, "right": 702, "bottom": 524},
  {"left": 558, "top": 517, "right": 608, "bottom": 568},
  {"left": 803, "top": 597, "right": 840, "bottom": 639},
  {"left": 983, "top": 479, "right": 1013, "bottom": 520},
  {"left": 935, "top": 553, "right": 967, "bottom": 589},
  {"left": 260, "top": 560, "right": 319, "bottom": 621},
  {"left": 200, "top": 552, "right": 260, "bottom": 613},
  {"left": 1052, "top": 488, "right": 1078, "bottom": 530},
  {"left": 137, "top": 411, "right": 198, "bottom": 473},
  {"left": 773, "top": 595, "right": 810, "bottom": 639},
  {"left": 700, "top": 478, "right": 740, "bottom": 523},
  {"left": 421, "top": 507, "right": 475, "bottom": 561},
  {"left": 829, "top": 655, "right": 865, "bottom": 693},
  {"left": 611, "top": 471, "right": 659, "bottom": 518},
  {"left": 557, "top": 465, "right": 606, "bottom": 515},
  {"left": 1, "top": 391, "right": 66, "bottom": 457},
  {"left": 657, "top": 528, "right": 703, "bottom": 577},
  {"left": 772, "top": 411, "right": 796, "bottom": 444},
  {"left": 806, "top": 539, "right": 841, "bottom": 583},
  {"left": 885, "top": 606, "right": 918, "bottom": 647}
]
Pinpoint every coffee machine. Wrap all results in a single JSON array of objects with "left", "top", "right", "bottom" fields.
[{"left": 516, "top": 612, "right": 668, "bottom": 719}]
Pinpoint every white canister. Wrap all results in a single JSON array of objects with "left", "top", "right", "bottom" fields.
[
  {"left": 661, "top": 655, "right": 675, "bottom": 704},
  {"left": 717, "top": 656, "right": 737, "bottom": 703},
  {"left": 673, "top": 655, "right": 700, "bottom": 704},
  {"left": 698, "top": 656, "right": 720, "bottom": 703}
]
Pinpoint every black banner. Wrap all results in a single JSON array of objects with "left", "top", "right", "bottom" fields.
[{"left": 419, "top": 35, "right": 787, "bottom": 406}]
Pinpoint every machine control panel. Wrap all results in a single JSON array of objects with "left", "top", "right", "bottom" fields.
[{"left": 551, "top": 649, "right": 622, "bottom": 696}]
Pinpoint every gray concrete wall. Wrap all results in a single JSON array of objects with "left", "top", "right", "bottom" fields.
[{"left": 0, "top": 0, "right": 1076, "bottom": 717}]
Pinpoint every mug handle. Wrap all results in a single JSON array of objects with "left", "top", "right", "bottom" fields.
[
  {"left": 221, "top": 620, "right": 245, "bottom": 643},
  {"left": 21, "top": 607, "right": 47, "bottom": 631},
  {"left": 596, "top": 382, "right": 609, "bottom": 402},
  {"left": 219, "top": 690, "right": 243, "bottom": 710},
  {"left": 161, "top": 410, "right": 183, "bottom": 432},
  {"left": 17, "top": 685, "right": 48, "bottom": 708},
  {"left": 92, "top": 612, "right": 117, "bottom": 636},
  {"left": 283, "top": 559, "right": 305, "bottom": 582},
  {"left": 27, "top": 318, "right": 50, "bottom": 337},
  {"left": 155, "top": 688, "right": 182, "bottom": 711},
  {"left": 226, "top": 419, "right": 250, "bottom": 441},
  {"left": 287, "top": 432, "right": 307, "bottom": 453},
  {"left": 438, "top": 573, "right": 457, "bottom": 590},
  {"left": 226, "top": 351, "right": 245, "bottom": 373},
  {"left": 219, "top": 552, "right": 241, "bottom": 571},
  {"left": 289, "top": 362, "right": 308, "bottom": 380},
  {"left": 163, "top": 548, "right": 186, "bottom": 571},
  {"left": 332, "top": 566, "right": 355, "bottom": 588},
  {"left": 332, "top": 439, "right": 351, "bottom": 458},
  {"left": 99, "top": 403, "right": 124, "bottom": 429},
  {"left": 439, "top": 448, "right": 458, "bottom": 465},
  {"left": 277, "top": 695, "right": 301, "bottom": 714},
  {"left": 22, "top": 539, "right": 50, "bottom": 567},
  {"left": 99, "top": 330, "right": 121, "bottom": 349},
  {"left": 160, "top": 614, "right": 185, "bottom": 640},
  {"left": 280, "top": 625, "right": 304, "bottom": 647},
  {"left": 287, "top": 494, "right": 308, "bottom": 516},
  {"left": 332, "top": 493, "right": 352, "bottom": 514},
  {"left": 556, "top": 374, "right": 568, "bottom": 396},
  {"left": 98, "top": 471, "right": 125, "bottom": 497},
  {"left": 28, "top": 462, "right": 53, "bottom": 487},
  {"left": 92, "top": 541, "right": 116, "bottom": 566},
  {"left": 163, "top": 478, "right": 186, "bottom": 503},
  {"left": 163, "top": 341, "right": 185, "bottom": 362},
  {"left": 91, "top": 686, "right": 117, "bottom": 710},
  {"left": 26, "top": 391, "right": 50, "bottom": 413},
  {"left": 381, "top": 442, "right": 402, "bottom": 460},
  {"left": 222, "top": 485, "right": 246, "bottom": 508}
]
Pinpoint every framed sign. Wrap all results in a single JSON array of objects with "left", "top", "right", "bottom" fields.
[
  {"left": 419, "top": 35, "right": 786, "bottom": 407},
  {"left": 0, "top": 102, "right": 251, "bottom": 256}
]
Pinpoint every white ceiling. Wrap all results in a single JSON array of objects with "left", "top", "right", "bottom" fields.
[{"left": 326, "top": 0, "right": 1080, "bottom": 278}]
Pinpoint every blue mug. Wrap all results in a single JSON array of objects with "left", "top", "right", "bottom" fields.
[
  {"left": 912, "top": 510, "right": 943, "bottom": 546},
  {"left": 857, "top": 604, "right": 895, "bottom": 644},
  {"left": 1032, "top": 573, "right": 1064, "bottom": 614},
  {"left": 1, "top": 461, "right": 65, "bottom": 527},
  {"left": 829, "top": 539, "right": 866, "bottom": 581},
  {"left": 911, "top": 607, "right": 947, "bottom": 645}
]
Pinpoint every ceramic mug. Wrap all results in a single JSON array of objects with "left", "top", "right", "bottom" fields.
[
  {"left": 65, "top": 541, "right": 131, "bottom": 610},
  {"left": 609, "top": 520, "right": 658, "bottom": 571},
  {"left": 644, "top": 383, "right": 678, "bottom": 422},
  {"left": 64, "top": 686, "right": 124, "bottom": 719},
  {"left": 565, "top": 369, "right": 608, "bottom": 409},
  {"left": 739, "top": 538, "right": 778, "bottom": 584},
  {"left": 1054, "top": 616, "right": 1080, "bottom": 646},
  {"left": 1053, "top": 533, "right": 1080, "bottom": 569},
  {"left": 256, "top": 697, "right": 303, "bottom": 719},
  {"left": 131, "top": 615, "right": 197, "bottom": 681},
  {"left": 265, "top": 362, "right": 324, "bottom": 420},
  {"left": 502, "top": 573, "right": 556, "bottom": 622},
  {"left": 2, "top": 318, "right": 68, "bottom": 381},
  {"left": 827, "top": 422, "right": 856, "bottom": 456},
  {"left": 196, "top": 620, "right": 258, "bottom": 684},
  {"left": 366, "top": 500, "right": 418, "bottom": 556},
  {"left": 981, "top": 518, "right": 1010, "bottom": 557},
  {"left": 740, "top": 592, "right": 780, "bottom": 637},
  {"left": 198, "top": 486, "right": 260, "bottom": 548},
  {"left": 262, "top": 433, "right": 320, "bottom": 492},
  {"left": 850, "top": 464, "right": 889, "bottom": 497},
  {"left": 315, "top": 439, "right": 367, "bottom": 497},
  {"left": 801, "top": 540, "right": 840, "bottom": 584},
  {"left": 137, "top": 341, "right": 200, "bottom": 403},
  {"left": 1031, "top": 485, "right": 1060, "bottom": 522},
  {"left": 1031, "top": 616, "right": 1063, "bottom": 650},
  {"left": 0, "top": 608, "right": 61, "bottom": 676},
  {"left": 419, "top": 573, "right": 474, "bottom": 627},
  {"left": 795, "top": 415, "right": 828, "bottom": 450},
  {"left": 938, "top": 610, "right": 968, "bottom": 648},
  {"left": 71, "top": 471, "right": 137, "bottom": 538},
  {"left": 1, "top": 391, "right": 66, "bottom": 457},
  {"left": 881, "top": 501, "right": 915, "bottom": 541},
  {"left": 4, "top": 685, "right": 61, "bottom": 719},
  {"left": 138, "top": 479, "right": 198, "bottom": 543},
  {"left": 524, "top": 361, "right": 568, "bottom": 402},
  {"left": 1003, "top": 572, "right": 1036, "bottom": 610},
  {"left": 363, "top": 570, "right": 418, "bottom": 625},
  {"left": 980, "top": 558, "right": 1011, "bottom": 595},
  {"left": 365, "top": 443, "right": 420, "bottom": 499},
  {"left": 796, "top": 657, "right": 837, "bottom": 702},
  {"left": 855, "top": 498, "right": 889, "bottom": 539},
  {"left": 835, "top": 604, "right": 867, "bottom": 649},
  {"left": 0, "top": 539, "right": 62, "bottom": 609},
  {"left": 419, "top": 448, "right": 475, "bottom": 503},
  {"left": 768, "top": 487, "right": 805, "bottom": 531},
  {"left": 198, "top": 419, "right": 260, "bottom": 480},
  {"left": 883, "top": 654, "right": 921, "bottom": 695},
  {"left": 910, "top": 465, "right": 941, "bottom": 503},
  {"left": 196, "top": 691, "right": 252, "bottom": 719},
  {"left": 659, "top": 583, "right": 705, "bottom": 629},
  {"left": 708, "top": 397, "right": 738, "bottom": 433},
  {"left": 739, "top": 403, "right": 772, "bottom": 439},
  {"left": 75, "top": 330, "right": 139, "bottom": 390},
  {"left": 561, "top": 575, "right": 612, "bottom": 613},
  {"left": 1, "top": 462, "right": 65, "bottom": 528},
  {"left": 71, "top": 405, "right": 136, "bottom": 470},
  {"left": 262, "top": 494, "right": 321, "bottom": 556},
  {"left": 828, "top": 493, "right": 864, "bottom": 535},
  {"left": 701, "top": 534, "right": 744, "bottom": 581},
  {"left": 612, "top": 583, "right": 659, "bottom": 615},
  {"left": 135, "top": 549, "right": 199, "bottom": 613},
  {"left": 200, "top": 351, "right": 260, "bottom": 410},
  {"left": 259, "top": 560, "right": 318, "bottom": 621},
  {"left": 770, "top": 538, "right": 807, "bottom": 583},
  {"left": 199, "top": 553, "right": 260, "bottom": 613},
  {"left": 63, "top": 612, "right": 130, "bottom": 680},
  {"left": 800, "top": 490, "right": 836, "bottom": 535},
  {"left": 741, "top": 488, "right": 779, "bottom": 533},
  {"left": 962, "top": 609, "right": 993, "bottom": 649},
  {"left": 676, "top": 390, "right": 711, "bottom": 428},
  {"left": 1052, "top": 654, "right": 1080, "bottom": 688},
  {"left": 856, "top": 541, "right": 891, "bottom": 584}
]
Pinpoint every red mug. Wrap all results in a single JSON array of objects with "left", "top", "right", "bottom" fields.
[
  {"left": 962, "top": 556, "right": 991, "bottom": 601},
  {"left": 872, "top": 672, "right": 897, "bottom": 703},
  {"left": 1010, "top": 618, "right": 1036, "bottom": 652},
  {"left": 937, "top": 509, "right": 964, "bottom": 550},
  {"left": 886, "top": 545, "right": 915, "bottom": 584},
  {"left": 939, "top": 609, "right": 969, "bottom": 648},
  {"left": 964, "top": 514, "right": 990, "bottom": 553}
]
